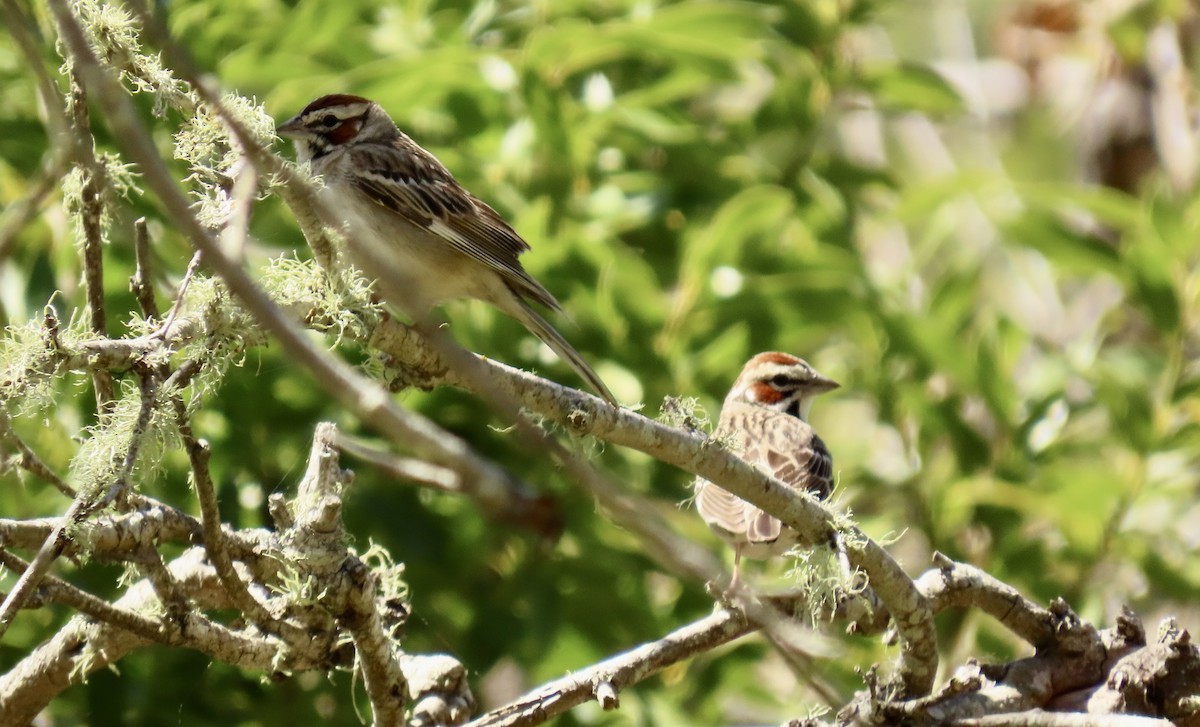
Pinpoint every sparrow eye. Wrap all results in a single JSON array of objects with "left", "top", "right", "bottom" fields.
[
  {"left": 321, "top": 114, "right": 338, "bottom": 127},
  {"left": 770, "top": 374, "right": 790, "bottom": 387}
]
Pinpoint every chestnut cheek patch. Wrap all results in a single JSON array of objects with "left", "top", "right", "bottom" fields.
[{"left": 329, "top": 118, "right": 363, "bottom": 145}]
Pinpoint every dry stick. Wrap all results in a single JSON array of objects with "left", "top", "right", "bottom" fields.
[
  {"left": 759, "top": 629, "right": 846, "bottom": 710},
  {"left": 330, "top": 430, "right": 584, "bottom": 540},
  {"left": 157, "top": 359, "right": 285, "bottom": 628},
  {"left": 47, "top": 0, "right": 531, "bottom": 550},
  {"left": 130, "top": 217, "right": 160, "bottom": 319},
  {"left": 332, "top": 433, "right": 460, "bottom": 493},
  {"left": 0, "top": 546, "right": 285, "bottom": 669},
  {"left": 66, "top": 72, "right": 116, "bottom": 417},
  {"left": 341, "top": 558, "right": 406, "bottom": 727},
  {"left": 217, "top": 153, "right": 258, "bottom": 264},
  {"left": 299, "top": 424, "right": 406, "bottom": 727},
  {"left": 0, "top": 409, "right": 77, "bottom": 498},
  {"left": 0, "top": 547, "right": 167, "bottom": 641},
  {"left": 129, "top": 544, "right": 193, "bottom": 616},
  {"left": 169, "top": 387, "right": 274, "bottom": 626},
  {"left": 154, "top": 250, "right": 202, "bottom": 340},
  {"left": 152, "top": 163, "right": 270, "bottom": 626},
  {"left": 0, "top": 506, "right": 200, "bottom": 556},
  {"left": 0, "top": 367, "right": 158, "bottom": 641},
  {"left": 0, "top": 490, "right": 103, "bottom": 641},
  {"left": 467, "top": 607, "right": 754, "bottom": 727}
]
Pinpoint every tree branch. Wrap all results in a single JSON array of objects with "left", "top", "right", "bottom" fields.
[{"left": 468, "top": 607, "right": 754, "bottom": 727}]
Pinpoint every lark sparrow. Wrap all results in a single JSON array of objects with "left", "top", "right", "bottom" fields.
[
  {"left": 277, "top": 94, "right": 616, "bottom": 404},
  {"left": 694, "top": 352, "right": 838, "bottom": 588}
]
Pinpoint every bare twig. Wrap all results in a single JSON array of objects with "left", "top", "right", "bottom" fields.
[
  {"left": 467, "top": 607, "right": 753, "bottom": 727},
  {"left": 334, "top": 431, "right": 565, "bottom": 538},
  {"left": 154, "top": 250, "right": 202, "bottom": 340},
  {"left": 0, "top": 409, "right": 77, "bottom": 498},
  {"left": 0, "top": 506, "right": 199, "bottom": 555},
  {"left": 129, "top": 544, "right": 192, "bottom": 616},
  {"left": 332, "top": 433, "right": 461, "bottom": 492},
  {"left": 217, "top": 154, "right": 258, "bottom": 263},
  {"left": 66, "top": 71, "right": 116, "bottom": 417},
  {"left": 0, "top": 547, "right": 166, "bottom": 640},
  {"left": 0, "top": 496, "right": 104, "bottom": 642},
  {"left": 169, "top": 388, "right": 272, "bottom": 624},
  {"left": 289, "top": 423, "right": 407, "bottom": 725},
  {"left": 340, "top": 555, "right": 407, "bottom": 727},
  {"left": 129, "top": 217, "right": 160, "bottom": 319}
]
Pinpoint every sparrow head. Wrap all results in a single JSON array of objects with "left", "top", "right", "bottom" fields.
[
  {"left": 277, "top": 94, "right": 398, "bottom": 162},
  {"left": 727, "top": 352, "right": 839, "bottom": 421}
]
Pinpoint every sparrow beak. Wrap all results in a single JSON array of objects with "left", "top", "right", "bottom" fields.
[
  {"left": 810, "top": 373, "right": 840, "bottom": 393},
  {"left": 275, "top": 114, "right": 305, "bottom": 138}
]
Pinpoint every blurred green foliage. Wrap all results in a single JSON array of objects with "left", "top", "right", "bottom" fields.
[{"left": 2, "top": 0, "right": 1200, "bottom": 724}]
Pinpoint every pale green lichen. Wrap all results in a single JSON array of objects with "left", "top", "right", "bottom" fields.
[
  {"left": 169, "top": 275, "right": 267, "bottom": 410},
  {"left": 175, "top": 94, "right": 278, "bottom": 227},
  {"left": 259, "top": 255, "right": 381, "bottom": 345},
  {"left": 270, "top": 562, "right": 327, "bottom": 608},
  {"left": 358, "top": 540, "right": 410, "bottom": 609},
  {"left": 784, "top": 546, "right": 853, "bottom": 627},
  {"left": 61, "top": 152, "right": 139, "bottom": 246},
  {"left": 67, "top": 376, "right": 180, "bottom": 502},
  {"left": 0, "top": 303, "right": 99, "bottom": 417},
  {"left": 658, "top": 395, "right": 711, "bottom": 433},
  {"left": 66, "top": 0, "right": 192, "bottom": 114}
]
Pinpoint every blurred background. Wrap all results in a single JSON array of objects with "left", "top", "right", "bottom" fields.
[{"left": 2, "top": 0, "right": 1199, "bottom": 724}]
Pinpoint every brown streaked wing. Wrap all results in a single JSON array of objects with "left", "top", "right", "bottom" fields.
[
  {"left": 719, "top": 410, "right": 833, "bottom": 543},
  {"left": 348, "top": 141, "right": 562, "bottom": 309},
  {"left": 749, "top": 414, "right": 833, "bottom": 501}
]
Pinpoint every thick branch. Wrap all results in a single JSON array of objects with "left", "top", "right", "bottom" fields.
[{"left": 917, "top": 553, "right": 1056, "bottom": 648}]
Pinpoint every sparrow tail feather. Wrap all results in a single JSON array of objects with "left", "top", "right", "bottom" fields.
[{"left": 508, "top": 298, "right": 617, "bottom": 405}]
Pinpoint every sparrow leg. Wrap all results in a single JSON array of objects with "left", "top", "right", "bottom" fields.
[{"left": 729, "top": 545, "right": 744, "bottom": 591}]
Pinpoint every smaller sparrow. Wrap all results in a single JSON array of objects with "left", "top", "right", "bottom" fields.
[
  {"left": 276, "top": 94, "right": 616, "bottom": 404},
  {"left": 694, "top": 352, "right": 838, "bottom": 588}
]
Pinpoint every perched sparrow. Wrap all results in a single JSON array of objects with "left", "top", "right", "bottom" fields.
[
  {"left": 694, "top": 352, "right": 838, "bottom": 588},
  {"left": 277, "top": 94, "right": 616, "bottom": 404}
]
